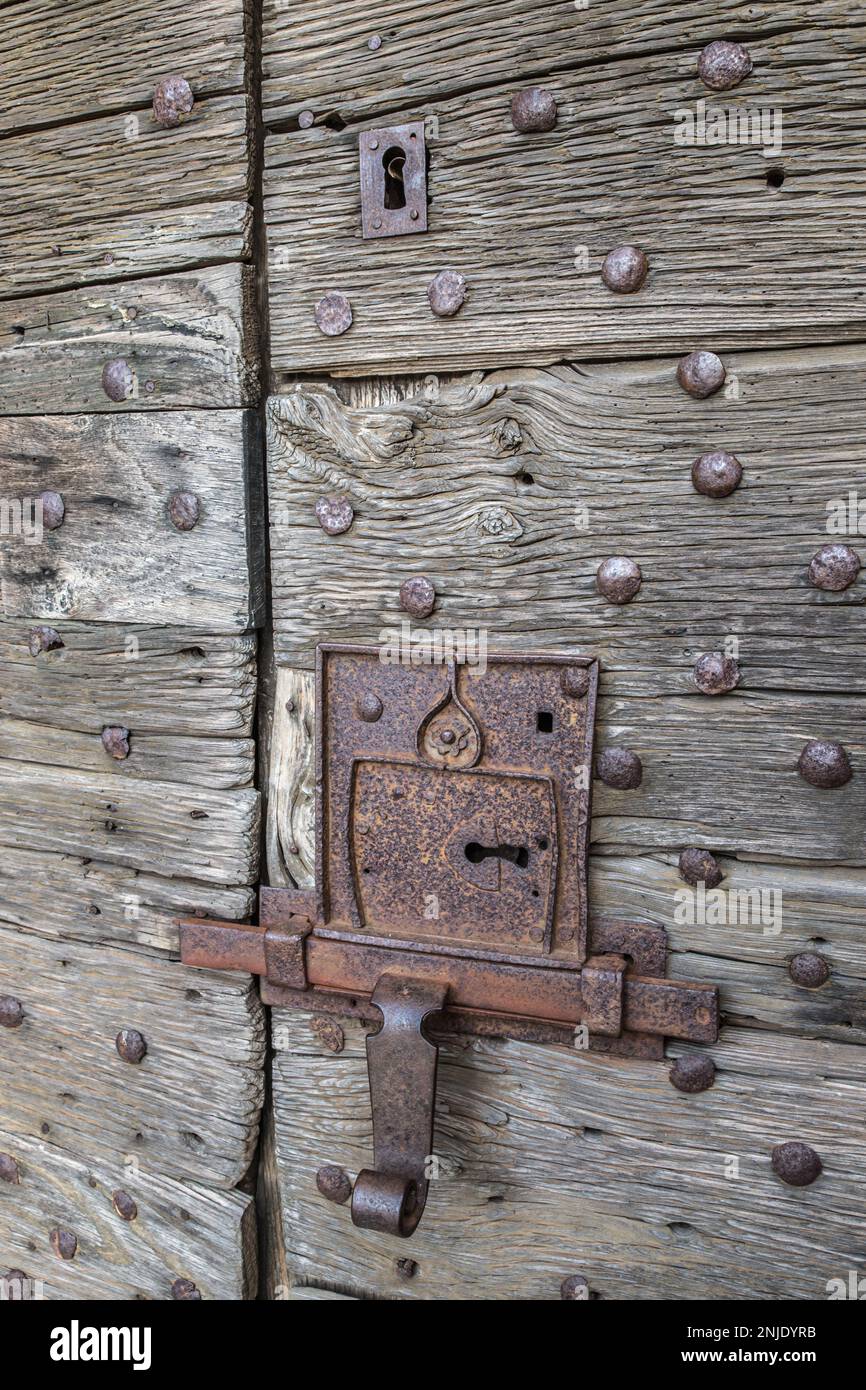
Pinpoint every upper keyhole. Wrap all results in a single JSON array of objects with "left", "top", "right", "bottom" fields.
[{"left": 383, "top": 145, "right": 407, "bottom": 209}]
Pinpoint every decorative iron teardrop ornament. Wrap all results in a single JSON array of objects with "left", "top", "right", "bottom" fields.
[{"left": 416, "top": 663, "right": 481, "bottom": 770}]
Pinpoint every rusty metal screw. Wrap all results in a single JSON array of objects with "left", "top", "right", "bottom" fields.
[
  {"left": 669, "top": 1055, "right": 716, "bottom": 1093},
  {"left": 693, "top": 652, "right": 740, "bottom": 695},
  {"left": 691, "top": 451, "right": 743, "bottom": 498},
  {"left": 50, "top": 1228, "right": 78, "bottom": 1260},
  {"left": 596, "top": 748, "right": 642, "bottom": 790},
  {"left": 596, "top": 556, "right": 642, "bottom": 604},
  {"left": 101, "top": 358, "right": 135, "bottom": 402},
  {"left": 316, "top": 1165, "right": 353, "bottom": 1205},
  {"left": 153, "top": 75, "right": 194, "bottom": 128},
  {"left": 400, "top": 575, "right": 436, "bottom": 618},
  {"left": 678, "top": 847, "right": 723, "bottom": 888},
  {"left": 396, "top": 1257, "right": 418, "bottom": 1279},
  {"left": 510, "top": 87, "right": 557, "bottom": 133},
  {"left": 168, "top": 491, "right": 200, "bottom": 532},
  {"left": 808, "top": 543, "right": 861, "bottom": 592},
  {"left": 28, "top": 626, "right": 64, "bottom": 656},
  {"left": 315, "top": 495, "right": 355, "bottom": 536},
  {"left": 428, "top": 270, "right": 466, "bottom": 318},
  {"left": 298, "top": 110, "right": 315, "bottom": 129},
  {"left": 0, "top": 1154, "right": 20, "bottom": 1184},
  {"left": 560, "top": 1274, "right": 590, "bottom": 1300},
  {"left": 39, "top": 491, "right": 65, "bottom": 530},
  {"left": 561, "top": 667, "right": 590, "bottom": 698},
  {"left": 601, "top": 245, "right": 649, "bottom": 294},
  {"left": 797, "top": 739, "right": 852, "bottom": 789},
  {"left": 310, "top": 1017, "right": 345, "bottom": 1053},
  {"left": 171, "top": 1277, "right": 202, "bottom": 1300},
  {"left": 771, "top": 1141, "right": 822, "bottom": 1187},
  {"left": 357, "top": 692, "right": 383, "bottom": 723},
  {"left": 314, "top": 292, "right": 353, "bottom": 337},
  {"left": 0, "top": 997, "right": 24, "bottom": 1029},
  {"left": 101, "top": 726, "right": 130, "bottom": 761},
  {"left": 115, "top": 1028, "right": 147, "bottom": 1064},
  {"left": 677, "top": 351, "right": 726, "bottom": 399},
  {"left": 698, "top": 40, "right": 753, "bottom": 92},
  {"left": 112, "top": 1190, "right": 139, "bottom": 1221},
  {"left": 788, "top": 953, "right": 830, "bottom": 989}
]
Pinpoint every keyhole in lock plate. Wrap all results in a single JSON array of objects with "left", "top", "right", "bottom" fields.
[
  {"left": 465, "top": 841, "right": 529, "bottom": 869},
  {"left": 382, "top": 146, "right": 407, "bottom": 209}
]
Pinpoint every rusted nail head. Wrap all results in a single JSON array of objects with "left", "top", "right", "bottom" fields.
[
  {"left": 298, "top": 110, "right": 315, "bottom": 129},
  {"left": 115, "top": 1028, "right": 147, "bottom": 1064},
  {"left": 428, "top": 269, "right": 466, "bottom": 318},
  {"left": 698, "top": 40, "right": 753, "bottom": 92},
  {"left": 314, "top": 292, "right": 353, "bottom": 337},
  {"left": 396, "top": 1257, "right": 418, "bottom": 1279},
  {"left": 788, "top": 953, "right": 830, "bottom": 989},
  {"left": 0, "top": 1154, "right": 20, "bottom": 1184},
  {"left": 678, "top": 847, "right": 724, "bottom": 887},
  {"left": 601, "top": 245, "right": 649, "bottom": 294},
  {"left": 168, "top": 491, "right": 200, "bottom": 532},
  {"left": 808, "top": 543, "right": 861, "bottom": 592},
  {"left": 596, "top": 748, "right": 643, "bottom": 790},
  {"left": 596, "top": 555, "right": 642, "bottom": 604},
  {"left": 101, "top": 726, "right": 130, "bottom": 761},
  {"left": 400, "top": 575, "right": 436, "bottom": 619},
  {"left": 771, "top": 1141, "right": 822, "bottom": 1187},
  {"left": 561, "top": 667, "right": 590, "bottom": 698},
  {"left": 368, "top": 34, "right": 383, "bottom": 51},
  {"left": 357, "top": 692, "right": 383, "bottom": 723},
  {"left": 112, "top": 1190, "right": 139, "bottom": 1221},
  {"left": 560, "top": 1274, "right": 590, "bottom": 1300},
  {"left": 693, "top": 652, "right": 740, "bottom": 695},
  {"left": 39, "top": 491, "right": 66, "bottom": 530},
  {"left": 28, "top": 626, "right": 64, "bottom": 657},
  {"left": 797, "top": 739, "right": 852, "bottom": 789},
  {"left": 316, "top": 1165, "right": 353, "bottom": 1205},
  {"left": 669, "top": 1054, "right": 716, "bottom": 1093},
  {"left": 677, "top": 350, "right": 726, "bottom": 399},
  {"left": 691, "top": 451, "right": 743, "bottom": 498},
  {"left": 50, "top": 1228, "right": 78, "bottom": 1260},
  {"left": 310, "top": 1016, "right": 345, "bottom": 1053},
  {"left": 0, "top": 996, "right": 24, "bottom": 1029},
  {"left": 315, "top": 495, "right": 354, "bottom": 536},
  {"left": 510, "top": 87, "right": 557, "bottom": 133},
  {"left": 171, "top": 1277, "right": 202, "bottom": 1300},
  {"left": 153, "top": 75, "right": 194, "bottom": 128},
  {"left": 101, "top": 358, "right": 135, "bottom": 402}
]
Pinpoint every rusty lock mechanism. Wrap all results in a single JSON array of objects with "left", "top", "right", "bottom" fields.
[
  {"left": 359, "top": 121, "right": 427, "bottom": 238},
  {"left": 180, "top": 647, "right": 719, "bottom": 1237}
]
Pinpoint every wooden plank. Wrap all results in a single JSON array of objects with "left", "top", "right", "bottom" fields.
[
  {"left": 0, "top": 411, "right": 264, "bottom": 631},
  {"left": 0, "top": 266, "right": 259, "bottom": 414},
  {"left": 271, "top": 1012, "right": 866, "bottom": 1299},
  {"left": 2, "top": 0, "right": 250, "bottom": 134},
  {"left": 0, "top": 926, "right": 264, "bottom": 1190},
  {"left": 0, "top": 1128, "right": 256, "bottom": 1301},
  {"left": 265, "top": 32, "right": 866, "bottom": 372},
  {"left": 266, "top": 667, "right": 315, "bottom": 890}
]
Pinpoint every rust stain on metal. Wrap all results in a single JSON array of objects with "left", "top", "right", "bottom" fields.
[
  {"left": 808, "top": 543, "right": 861, "bottom": 592},
  {"left": 797, "top": 739, "right": 852, "bottom": 788},
  {"left": 510, "top": 87, "right": 557, "bottom": 133},
  {"left": 101, "top": 726, "right": 130, "bottom": 760},
  {"left": 316, "top": 1165, "right": 353, "bottom": 1204},
  {"left": 788, "top": 953, "right": 830, "bottom": 989},
  {"left": 315, "top": 495, "right": 354, "bottom": 536},
  {"left": 669, "top": 1054, "right": 716, "bottom": 1093},
  {"left": 115, "top": 1028, "right": 147, "bottom": 1064},
  {"left": 168, "top": 491, "right": 200, "bottom": 531},
  {"left": 601, "top": 245, "right": 648, "bottom": 294},
  {"left": 311, "top": 1016, "right": 345, "bottom": 1052},
  {"left": 677, "top": 351, "right": 726, "bottom": 399},
  {"left": 153, "top": 76, "right": 194, "bottom": 128},
  {"left": 596, "top": 556, "right": 641, "bottom": 604},
  {"left": 678, "top": 847, "right": 723, "bottom": 887},
  {"left": 691, "top": 451, "right": 743, "bottom": 498},
  {"left": 698, "top": 40, "right": 752, "bottom": 91},
  {"left": 693, "top": 652, "right": 740, "bottom": 695},
  {"left": 28, "top": 626, "right": 64, "bottom": 656},
  {"left": 0, "top": 996, "right": 24, "bottom": 1029},
  {"left": 396, "top": 1257, "right": 418, "bottom": 1279},
  {"left": 771, "top": 1142, "right": 822, "bottom": 1187},
  {"left": 357, "top": 692, "right": 383, "bottom": 723}
]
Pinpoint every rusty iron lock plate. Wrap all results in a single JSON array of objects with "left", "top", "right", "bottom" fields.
[{"left": 359, "top": 121, "right": 428, "bottom": 238}]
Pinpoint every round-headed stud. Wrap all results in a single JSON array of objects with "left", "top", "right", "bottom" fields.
[
  {"left": 50, "top": 1228, "right": 78, "bottom": 1261},
  {"left": 808, "top": 543, "right": 861, "bottom": 592},
  {"left": 316, "top": 1165, "right": 353, "bottom": 1205},
  {"left": 510, "top": 87, "right": 557, "bottom": 133},
  {"left": 428, "top": 270, "right": 466, "bottom": 318},
  {"left": 601, "top": 245, "right": 649, "bottom": 294},
  {"left": 356, "top": 692, "right": 383, "bottom": 723},
  {"left": 678, "top": 847, "right": 724, "bottom": 888},
  {"left": 153, "top": 76, "right": 194, "bottom": 128},
  {"left": 101, "top": 358, "right": 135, "bottom": 403},
  {"left": 395, "top": 1257, "right": 418, "bottom": 1279},
  {"left": 560, "top": 1274, "right": 590, "bottom": 1300},
  {"left": 399, "top": 575, "right": 436, "bottom": 619},
  {"left": 368, "top": 34, "right": 383, "bottom": 51},
  {"left": 171, "top": 1277, "right": 202, "bottom": 1300},
  {"left": 797, "top": 739, "right": 852, "bottom": 789},
  {"left": 669, "top": 1054, "right": 716, "bottom": 1093},
  {"left": 677, "top": 351, "right": 726, "bottom": 399},
  {"left": 112, "top": 1190, "right": 138, "bottom": 1221},
  {"left": 693, "top": 652, "right": 740, "bottom": 695},
  {"left": 39, "top": 491, "right": 65, "bottom": 531},
  {"left": 314, "top": 292, "right": 353, "bottom": 337},
  {"left": 771, "top": 1141, "right": 822, "bottom": 1187},
  {"left": 698, "top": 40, "right": 753, "bottom": 92},
  {"left": 298, "top": 110, "right": 315, "bottom": 129},
  {"left": 168, "top": 491, "right": 200, "bottom": 532},
  {"left": 115, "top": 1028, "right": 147, "bottom": 1065},
  {"left": 0, "top": 997, "right": 24, "bottom": 1029},
  {"left": 28, "top": 626, "right": 64, "bottom": 657},
  {"left": 315, "top": 495, "right": 354, "bottom": 536},
  {"left": 596, "top": 556, "right": 642, "bottom": 604},
  {"left": 788, "top": 953, "right": 830, "bottom": 989},
  {"left": 561, "top": 667, "right": 591, "bottom": 698},
  {"left": 596, "top": 748, "right": 643, "bottom": 790},
  {"left": 691, "top": 451, "right": 743, "bottom": 498},
  {"left": 0, "top": 1154, "right": 20, "bottom": 1184},
  {"left": 101, "top": 726, "right": 130, "bottom": 761}
]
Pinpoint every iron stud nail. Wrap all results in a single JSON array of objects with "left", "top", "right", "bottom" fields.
[
  {"left": 168, "top": 491, "right": 200, "bottom": 531},
  {"left": 153, "top": 75, "right": 194, "bottom": 128},
  {"left": 316, "top": 1165, "right": 353, "bottom": 1204},
  {"left": 561, "top": 667, "right": 590, "bottom": 698},
  {"left": 601, "top": 245, "right": 648, "bottom": 294},
  {"left": 560, "top": 1274, "right": 590, "bottom": 1300},
  {"left": 698, "top": 40, "right": 753, "bottom": 92},
  {"left": 298, "top": 110, "right": 315, "bottom": 129},
  {"left": 808, "top": 543, "right": 861, "bottom": 592},
  {"left": 0, "top": 1154, "right": 20, "bottom": 1184},
  {"left": 112, "top": 1190, "right": 138, "bottom": 1221},
  {"left": 28, "top": 626, "right": 64, "bottom": 657},
  {"left": 115, "top": 1028, "right": 147, "bottom": 1064},
  {"left": 428, "top": 269, "right": 467, "bottom": 318},
  {"left": 39, "top": 490, "right": 65, "bottom": 530},
  {"left": 797, "top": 739, "right": 852, "bottom": 789},
  {"left": 693, "top": 652, "right": 740, "bottom": 695},
  {"left": 596, "top": 556, "right": 641, "bottom": 604},
  {"left": 396, "top": 1257, "right": 418, "bottom": 1279},
  {"left": 357, "top": 692, "right": 383, "bottom": 723},
  {"left": 678, "top": 847, "right": 723, "bottom": 887},
  {"left": 171, "top": 1277, "right": 202, "bottom": 1300},
  {"left": 788, "top": 953, "right": 830, "bottom": 989},
  {"left": 669, "top": 1055, "right": 716, "bottom": 1093},
  {"left": 677, "top": 350, "right": 726, "bottom": 399},
  {"left": 596, "top": 748, "right": 642, "bottom": 789},
  {"left": 510, "top": 87, "right": 557, "bottom": 133},
  {"left": 102, "top": 358, "right": 135, "bottom": 402},
  {"left": 315, "top": 495, "right": 354, "bottom": 535},
  {"left": 771, "top": 1141, "right": 822, "bottom": 1187},
  {"left": 50, "top": 1228, "right": 78, "bottom": 1260},
  {"left": 399, "top": 575, "right": 436, "bottom": 619},
  {"left": 314, "top": 291, "right": 353, "bottom": 337},
  {"left": 0, "top": 996, "right": 24, "bottom": 1029},
  {"left": 368, "top": 34, "right": 383, "bottom": 51},
  {"left": 692, "top": 451, "right": 743, "bottom": 498},
  {"left": 101, "top": 726, "right": 130, "bottom": 761}
]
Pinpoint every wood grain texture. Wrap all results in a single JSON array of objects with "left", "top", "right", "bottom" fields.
[
  {"left": 0, "top": 1127, "right": 256, "bottom": 1301},
  {"left": 271, "top": 1011, "right": 866, "bottom": 1299},
  {"left": 265, "top": 667, "right": 315, "bottom": 890},
  {"left": 2, "top": 0, "right": 250, "bottom": 134},
  {"left": 0, "top": 266, "right": 259, "bottom": 414},
  {"left": 264, "top": 17, "right": 866, "bottom": 372},
  {"left": 0, "top": 926, "right": 265, "bottom": 1189},
  {"left": 0, "top": 411, "right": 264, "bottom": 630}
]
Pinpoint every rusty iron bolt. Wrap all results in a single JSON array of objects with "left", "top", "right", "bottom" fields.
[
  {"left": 771, "top": 1141, "right": 822, "bottom": 1187},
  {"left": 691, "top": 451, "right": 743, "bottom": 498},
  {"left": 693, "top": 652, "right": 740, "bottom": 695},
  {"left": 0, "top": 1154, "right": 20, "bottom": 1184},
  {"left": 112, "top": 1190, "right": 138, "bottom": 1221},
  {"left": 101, "top": 726, "right": 130, "bottom": 760},
  {"left": 28, "top": 626, "right": 64, "bottom": 657},
  {"left": 669, "top": 1054, "right": 716, "bottom": 1093},
  {"left": 168, "top": 491, "right": 200, "bottom": 532},
  {"left": 314, "top": 291, "right": 353, "bottom": 337},
  {"left": 400, "top": 575, "right": 436, "bottom": 619},
  {"left": 39, "top": 491, "right": 65, "bottom": 530},
  {"left": 596, "top": 748, "right": 643, "bottom": 790},
  {"left": 298, "top": 109, "right": 315, "bottom": 128},
  {"left": 357, "top": 692, "right": 383, "bottom": 723},
  {"left": 115, "top": 1028, "right": 147, "bottom": 1064},
  {"left": 316, "top": 1165, "right": 353, "bottom": 1205},
  {"left": 788, "top": 953, "right": 830, "bottom": 989},
  {"left": 428, "top": 270, "right": 466, "bottom": 318},
  {"left": 798, "top": 739, "right": 852, "bottom": 789},
  {"left": 50, "top": 1228, "right": 78, "bottom": 1260},
  {"left": 677, "top": 350, "right": 726, "bottom": 399},
  {"left": 601, "top": 245, "right": 649, "bottom": 294},
  {"left": 101, "top": 358, "right": 135, "bottom": 402},
  {"left": 560, "top": 1274, "right": 590, "bottom": 1300},
  {"left": 396, "top": 1257, "right": 418, "bottom": 1279},
  {"left": 153, "top": 75, "right": 194, "bottom": 128},
  {"left": 171, "top": 1277, "right": 202, "bottom": 1300},
  {"left": 808, "top": 543, "right": 861, "bottom": 592},
  {"left": 310, "top": 1017, "right": 345, "bottom": 1053},
  {"left": 0, "top": 996, "right": 24, "bottom": 1029},
  {"left": 368, "top": 34, "right": 383, "bottom": 51},
  {"left": 596, "top": 556, "right": 642, "bottom": 604},
  {"left": 510, "top": 87, "right": 557, "bottom": 133},
  {"left": 678, "top": 847, "right": 724, "bottom": 888},
  {"left": 698, "top": 40, "right": 753, "bottom": 92},
  {"left": 315, "top": 495, "right": 355, "bottom": 536},
  {"left": 561, "top": 666, "right": 590, "bottom": 698}
]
